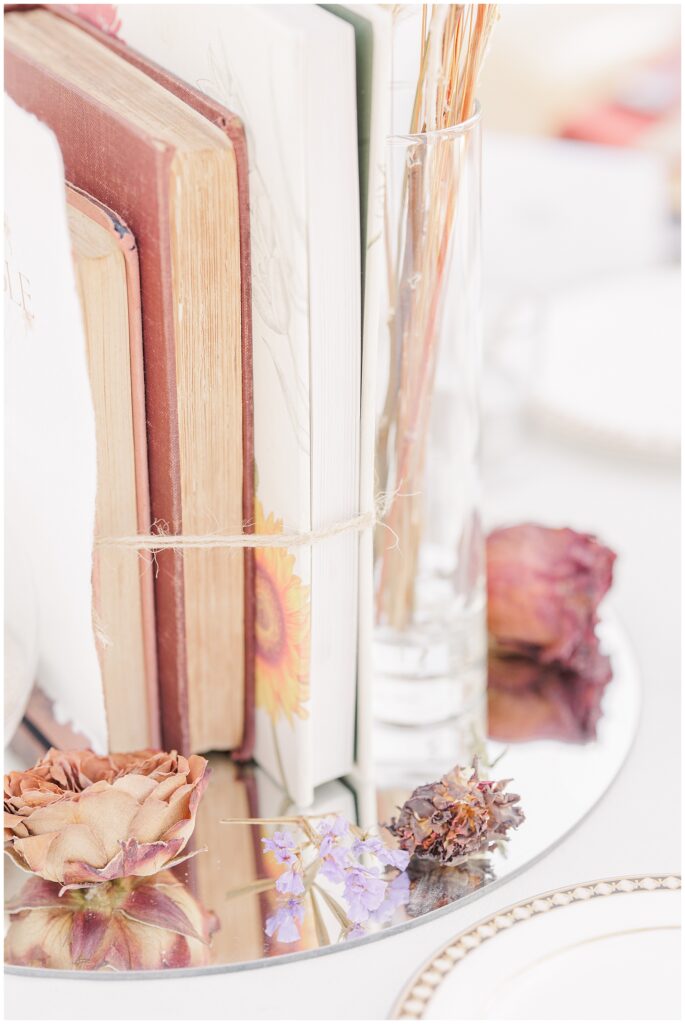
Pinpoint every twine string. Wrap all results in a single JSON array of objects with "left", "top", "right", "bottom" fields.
[{"left": 96, "top": 491, "right": 399, "bottom": 552}]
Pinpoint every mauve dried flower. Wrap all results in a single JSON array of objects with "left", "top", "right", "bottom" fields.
[
  {"left": 486, "top": 524, "right": 615, "bottom": 673},
  {"left": 4, "top": 748, "right": 209, "bottom": 888},
  {"left": 488, "top": 651, "right": 612, "bottom": 744},
  {"left": 386, "top": 761, "right": 524, "bottom": 866},
  {"left": 4, "top": 871, "right": 218, "bottom": 971},
  {"left": 406, "top": 856, "right": 494, "bottom": 917}
]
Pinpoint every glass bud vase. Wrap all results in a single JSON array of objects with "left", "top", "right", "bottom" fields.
[{"left": 373, "top": 108, "right": 485, "bottom": 775}]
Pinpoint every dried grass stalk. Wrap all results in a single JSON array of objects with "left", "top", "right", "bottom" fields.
[{"left": 376, "top": 4, "right": 498, "bottom": 629}]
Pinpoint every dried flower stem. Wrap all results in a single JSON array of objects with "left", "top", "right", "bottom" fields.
[{"left": 376, "top": 4, "right": 497, "bottom": 629}]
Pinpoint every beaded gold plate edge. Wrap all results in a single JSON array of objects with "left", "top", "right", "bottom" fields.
[{"left": 390, "top": 874, "right": 682, "bottom": 1020}]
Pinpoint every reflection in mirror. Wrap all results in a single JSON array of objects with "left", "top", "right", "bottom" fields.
[
  {"left": 5, "top": 870, "right": 217, "bottom": 971},
  {"left": 4, "top": 616, "right": 638, "bottom": 975},
  {"left": 487, "top": 650, "right": 612, "bottom": 744}
]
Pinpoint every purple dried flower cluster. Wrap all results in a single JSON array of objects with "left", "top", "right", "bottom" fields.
[
  {"left": 261, "top": 815, "right": 410, "bottom": 944},
  {"left": 386, "top": 760, "right": 524, "bottom": 866}
]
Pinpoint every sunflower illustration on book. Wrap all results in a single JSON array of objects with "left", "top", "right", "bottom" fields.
[{"left": 254, "top": 497, "right": 310, "bottom": 724}]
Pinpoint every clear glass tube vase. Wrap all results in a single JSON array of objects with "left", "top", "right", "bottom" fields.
[{"left": 373, "top": 108, "right": 485, "bottom": 774}]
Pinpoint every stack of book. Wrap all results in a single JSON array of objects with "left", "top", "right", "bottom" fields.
[{"left": 4, "top": 4, "right": 395, "bottom": 805}]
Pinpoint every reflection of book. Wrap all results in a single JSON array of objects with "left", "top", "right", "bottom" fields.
[
  {"left": 189, "top": 758, "right": 263, "bottom": 965},
  {"left": 6, "top": 8, "right": 248, "bottom": 755},
  {"left": 255, "top": 770, "right": 357, "bottom": 823},
  {"left": 67, "top": 186, "right": 159, "bottom": 749},
  {"left": 4, "top": 95, "right": 107, "bottom": 749},
  {"left": 20, "top": 689, "right": 89, "bottom": 762},
  {"left": 10, "top": 722, "right": 52, "bottom": 770},
  {"left": 108, "top": 4, "right": 361, "bottom": 803}
]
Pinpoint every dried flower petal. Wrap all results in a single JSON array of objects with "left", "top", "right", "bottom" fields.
[
  {"left": 487, "top": 524, "right": 615, "bottom": 672},
  {"left": 406, "top": 857, "right": 494, "bottom": 917},
  {"left": 353, "top": 835, "right": 410, "bottom": 871},
  {"left": 488, "top": 651, "right": 612, "bottom": 744},
  {"left": 4, "top": 871, "right": 218, "bottom": 971},
  {"left": 261, "top": 831, "right": 298, "bottom": 865},
  {"left": 4, "top": 748, "right": 209, "bottom": 886},
  {"left": 265, "top": 898, "right": 305, "bottom": 944},
  {"left": 370, "top": 871, "right": 411, "bottom": 925},
  {"left": 386, "top": 760, "right": 524, "bottom": 865},
  {"left": 342, "top": 866, "right": 387, "bottom": 923},
  {"left": 275, "top": 865, "right": 305, "bottom": 896}
]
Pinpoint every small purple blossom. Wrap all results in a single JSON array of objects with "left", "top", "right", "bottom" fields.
[
  {"left": 317, "top": 815, "right": 349, "bottom": 840},
  {"left": 260, "top": 814, "right": 415, "bottom": 948},
  {"left": 370, "top": 871, "right": 411, "bottom": 924},
  {"left": 261, "top": 830, "right": 298, "bottom": 865},
  {"left": 275, "top": 865, "right": 305, "bottom": 896},
  {"left": 265, "top": 898, "right": 305, "bottom": 944},
  {"left": 352, "top": 835, "right": 384, "bottom": 858},
  {"left": 382, "top": 848, "right": 411, "bottom": 871},
  {"left": 319, "top": 843, "right": 350, "bottom": 884},
  {"left": 343, "top": 866, "right": 387, "bottom": 923},
  {"left": 353, "top": 835, "right": 410, "bottom": 871},
  {"left": 318, "top": 833, "right": 338, "bottom": 858}
]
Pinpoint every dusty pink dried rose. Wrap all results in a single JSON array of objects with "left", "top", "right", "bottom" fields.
[
  {"left": 487, "top": 524, "right": 615, "bottom": 672},
  {"left": 406, "top": 856, "right": 494, "bottom": 917},
  {"left": 386, "top": 761, "right": 524, "bottom": 866},
  {"left": 488, "top": 651, "right": 612, "bottom": 744},
  {"left": 4, "top": 870, "right": 218, "bottom": 971},
  {"left": 4, "top": 749, "right": 209, "bottom": 888}
]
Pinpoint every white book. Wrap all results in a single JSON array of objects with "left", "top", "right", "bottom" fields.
[
  {"left": 323, "top": 4, "right": 395, "bottom": 786},
  {"left": 116, "top": 4, "right": 361, "bottom": 804},
  {"left": 4, "top": 96, "right": 107, "bottom": 749}
]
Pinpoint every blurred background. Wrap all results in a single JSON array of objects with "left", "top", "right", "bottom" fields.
[
  {"left": 474, "top": 4, "right": 680, "bottom": 831},
  {"left": 478, "top": 3, "right": 680, "bottom": 477}
]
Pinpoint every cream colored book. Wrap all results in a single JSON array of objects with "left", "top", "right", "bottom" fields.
[
  {"left": 190, "top": 758, "right": 263, "bottom": 964},
  {"left": 4, "top": 95, "right": 107, "bottom": 748},
  {"left": 66, "top": 187, "right": 159, "bottom": 750}
]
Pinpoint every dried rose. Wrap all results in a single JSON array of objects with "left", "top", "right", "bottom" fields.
[
  {"left": 486, "top": 524, "right": 615, "bottom": 672},
  {"left": 491, "top": 655, "right": 610, "bottom": 745},
  {"left": 406, "top": 856, "right": 493, "bottom": 916},
  {"left": 4, "top": 870, "right": 218, "bottom": 971},
  {"left": 386, "top": 761, "right": 524, "bottom": 866},
  {"left": 4, "top": 748, "right": 209, "bottom": 888},
  {"left": 488, "top": 651, "right": 611, "bottom": 744}
]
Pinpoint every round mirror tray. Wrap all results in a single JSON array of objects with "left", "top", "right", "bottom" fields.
[{"left": 5, "top": 614, "right": 639, "bottom": 979}]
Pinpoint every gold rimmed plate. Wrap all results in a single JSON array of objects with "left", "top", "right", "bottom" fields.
[{"left": 391, "top": 874, "right": 681, "bottom": 1019}]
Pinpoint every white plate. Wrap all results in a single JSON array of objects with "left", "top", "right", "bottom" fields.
[
  {"left": 527, "top": 267, "right": 680, "bottom": 463},
  {"left": 392, "top": 875, "right": 681, "bottom": 1019}
]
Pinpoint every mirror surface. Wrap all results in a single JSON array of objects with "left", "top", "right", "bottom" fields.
[{"left": 5, "top": 615, "right": 638, "bottom": 978}]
